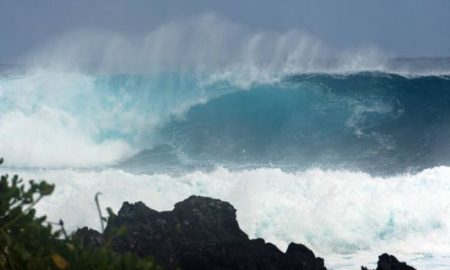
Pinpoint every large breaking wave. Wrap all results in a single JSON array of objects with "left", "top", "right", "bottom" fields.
[
  {"left": 2, "top": 14, "right": 450, "bottom": 269},
  {"left": 158, "top": 72, "right": 450, "bottom": 174},
  {"left": 1, "top": 70, "right": 450, "bottom": 174}
]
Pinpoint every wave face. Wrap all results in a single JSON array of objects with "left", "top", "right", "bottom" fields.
[
  {"left": 158, "top": 72, "right": 450, "bottom": 174},
  {"left": 1, "top": 69, "right": 450, "bottom": 174}
]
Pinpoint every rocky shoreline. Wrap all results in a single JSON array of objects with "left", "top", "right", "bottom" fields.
[{"left": 74, "top": 196, "right": 415, "bottom": 270}]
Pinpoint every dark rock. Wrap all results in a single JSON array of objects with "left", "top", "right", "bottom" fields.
[
  {"left": 361, "top": 253, "right": 416, "bottom": 270},
  {"left": 100, "top": 195, "right": 327, "bottom": 270},
  {"left": 376, "top": 253, "right": 416, "bottom": 270},
  {"left": 73, "top": 226, "right": 104, "bottom": 248},
  {"left": 73, "top": 196, "right": 421, "bottom": 270},
  {"left": 172, "top": 195, "right": 248, "bottom": 243},
  {"left": 73, "top": 196, "right": 419, "bottom": 270},
  {"left": 286, "top": 243, "right": 326, "bottom": 270}
]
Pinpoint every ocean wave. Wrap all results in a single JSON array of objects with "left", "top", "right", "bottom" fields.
[
  {"left": 2, "top": 70, "right": 450, "bottom": 172},
  {"left": 158, "top": 72, "right": 450, "bottom": 174},
  {"left": 0, "top": 70, "right": 228, "bottom": 167}
]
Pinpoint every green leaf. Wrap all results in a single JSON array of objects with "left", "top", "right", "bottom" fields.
[{"left": 38, "top": 181, "right": 55, "bottom": 196}]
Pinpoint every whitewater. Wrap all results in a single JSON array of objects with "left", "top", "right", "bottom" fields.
[{"left": 1, "top": 15, "right": 450, "bottom": 269}]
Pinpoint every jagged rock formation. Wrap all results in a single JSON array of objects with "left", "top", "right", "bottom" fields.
[
  {"left": 361, "top": 253, "right": 416, "bottom": 270},
  {"left": 76, "top": 196, "right": 326, "bottom": 270},
  {"left": 75, "top": 196, "right": 416, "bottom": 270},
  {"left": 73, "top": 227, "right": 104, "bottom": 248}
]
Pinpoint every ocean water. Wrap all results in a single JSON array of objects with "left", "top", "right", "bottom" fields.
[{"left": 2, "top": 51, "right": 450, "bottom": 269}]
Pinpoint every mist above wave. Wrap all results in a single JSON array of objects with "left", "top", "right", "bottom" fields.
[{"left": 22, "top": 14, "right": 396, "bottom": 82}]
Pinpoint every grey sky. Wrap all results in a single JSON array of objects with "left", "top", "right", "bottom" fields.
[{"left": 1, "top": 0, "right": 449, "bottom": 62}]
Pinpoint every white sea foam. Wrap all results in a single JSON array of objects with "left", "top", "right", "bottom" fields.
[
  {"left": 0, "top": 71, "right": 135, "bottom": 167},
  {"left": 1, "top": 166, "right": 449, "bottom": 269},
  {"left": 0, "top": 70, "right": 225, "bottom": 167}
]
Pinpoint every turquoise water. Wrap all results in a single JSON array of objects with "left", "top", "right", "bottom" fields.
[{"left": 1, "top": 62, "right": 450, "bottom": 269}]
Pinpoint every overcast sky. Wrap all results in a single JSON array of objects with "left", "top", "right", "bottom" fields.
[{"left": 1, "top": 0, "right": 450, "bottom": 62}]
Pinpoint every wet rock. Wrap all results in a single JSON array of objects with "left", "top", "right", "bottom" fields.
[
  {"left": 101, "top": 195, "right": 327, "bottom": 270},
  {"left": 361, "top": 253, "right": 416, "bottom": 270},
  {"left": 73, "top": 227, "right": 104, "bottom": 248}
]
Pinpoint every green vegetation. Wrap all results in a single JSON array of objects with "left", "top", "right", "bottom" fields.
[{"left": 0, "top": 158, "right": 161, "bottom": 270}]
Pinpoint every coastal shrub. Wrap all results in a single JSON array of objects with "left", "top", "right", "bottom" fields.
[{"left": 0, "top": 158, "right": 161, "bottom": 270}]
